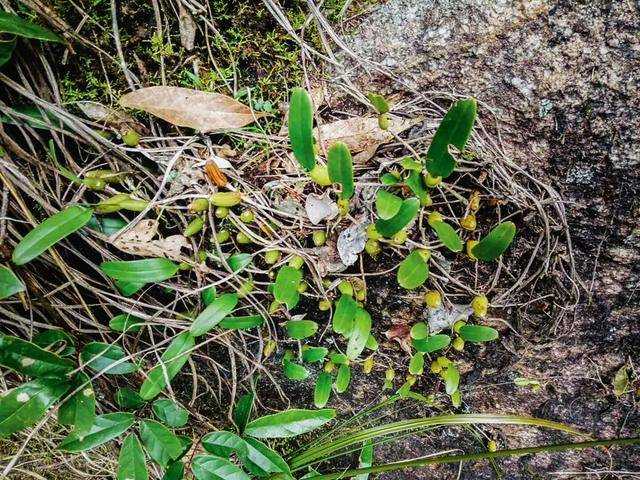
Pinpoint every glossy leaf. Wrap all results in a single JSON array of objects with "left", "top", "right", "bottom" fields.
[
  {"left": 332, "top": 294, "right": 357, "bottom": 336},
  {"left": 412, "top": 334, "right": 451, "bottom": 353},
  {"left": 335, "top": 364, "right": 351, "bottom": 393},
  {"left": 0, "top": 378, "right": 69, "bottom": 439},
  {"left": 426, "top": 98, "right": 477, "bottom": 178},
  {"left": 432, "top": 221, "right": 463, "bottom": 252},
  {"left": 117, "top": 433, "right": 148, "bottom": 480},
  {"left": 314, "top": 372, "right": 332, "bottom": 408},
  {"left": 0, "top": 265, "right": 24, "bottom": 299},
  {"left": 162, "top": 461, "right": 184, "bottom": 480},
  {"left": 302, "top": 346, "right": 328, "bottom": 363},
  {"left": 375, "top": 190, "right": 402, "bottom": 220},
  {"left": 346, "top": 309, "right": 372, "bottom": 360},
  {"left": 245, "top": 408, "right": 335, "bottom": 439},
  {"left": 0, "top": 11, "right": 63, "bottom": 42},
  {"left": 0, "top": 335, "right": 75, "bottom": 378},
  {"left": 274, "top": 266, "right": 302, "bottom": 309},
  {"left": 139, "top": 332, "right": 195, "bottom": 400},
  {"left": 115, "top": 387, "right": 146, "bottom": 409},
  {"left": 192, "top": 455, "right": 250, "bottom": 480},
  {"left": 375, "top": 198, "right": 420, "bottom": 237},
  {"left": 380, "top": 172, "right": 400, "bottom": 186},
  {"left": 444, "top": 365, "right": 460, "bottom": 395},
  {"left": 202, "top": 431, "right": 248, "bottom": 457},
  {"left": 286, "top": 320, "right": 318, "bottom": 340},
  {"left": 101, "top": 258, "right": 179, "bottom": 284},
  {"left": 117, "top": 280, "right": 147, "bottom": 297},
  {"left": 58, "top": 372, "right": 96, "bottom": 433},
  {"left": 283, "top": 360, "right": 310, "bottom": 381},
  {"left": 32, "top": 329, "right": 75, "bottom": 356},
  {"left": 397, "top": 251, "right": 429, "bottom": 289},
  {"left": 233, "top": 392, "right": 254, "bottom": 433},
  {"left": 288, "top": 87, "right": 315, "bottom": 171},
  {"left": 405, "top": 171, "right": 430, "bottom": 205},
  {"left": 58, "top": 412, "right": 135, "bottom": 452},
  {"left": 218, "top": 315, "right": 263, "bottom": 330},
  {"left": 241, "top": 437, "right": 290, "bottom": 476},
  {"left": 81, "top": 342, "right": 140, "bottom": 375},
  {"left": 86, "top": 216, "right": 127, "bottom": 236},
  {"left": 139, "top": 419, "right": 183, "bottom": 467},
  {"left": 471, "top": 221, "right": 516, "bottom": 261},
  {"left": 12, "top": 206, "right": 93, "bottom": 265},
  {"left": 190, "top": 293, "right": 238, "bottom": 337},
  {"left": 327, "top": 142, "right": 354, "bottom": 200},
  {"left": 459, "top": 325, "right": 499, "bottom": 343},
  {"left": 227, "top": 253, "right": 253, "bottom": 272},
  {"left": 409, "top": 353, "right": 424, "bottom": 375},
  {"left": 152, "top": 399, "right": 189, "bottom": 427},
  {"left": 410, "top": 322, "right": 429, "bottom": 340}
]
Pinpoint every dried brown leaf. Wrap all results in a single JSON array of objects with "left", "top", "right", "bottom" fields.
[
  {"left": 385, "top": 323, "right": 412, "bottom": 353},
  {"left": 119, "top": 86, "right": 267, "bottom": 132},
  {"left": 111, "top": 219, "right": 189, "bottom": 261},
  {"left": 178, "top": 4, "right": 196, "bottom": 51}
]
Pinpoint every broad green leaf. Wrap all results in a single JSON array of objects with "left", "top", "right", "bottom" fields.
[
  {"left": 202, "top": 431, "right": 248, "bottom": 457},
  {"left": 431, "top": 221, "right": 463, "bottom": 252},
  {"left": 58, "top": 372, "right": 96, "bottom": 433},
  {"left": 190, "top": 293, "right": 238, "bottom": 337},
  {"left": 332, "top": 294, "right": 357, "bottom": 336},
  {"left": 367, "top": 93, "right": 389, "bottom": 114},
  {"left": 472, "top": 221, "right": 517, "bottom": 261},
  {"left": 380, "top": 172, "right": 400, "bottom": 186},
  {"left": 285, "top": 320, "right": 318, "bottom": 340},
  {"left": 375, "top": 190, "right": 402, "bottom": 220},
  {"left": 162, "top": 462, "right": 184, "bottom": 480},
  {"left": 409, "top": 353, "right": 424, "bottom": 375},
  {"left": 0, "top": 378, "right": 69, "bottom": 438},
  {"left": 86, "top": 216, "right": 127, "bottom": 236},
  {"left": 283, "top": 360, "right": 310, "bottom": 381},
  {"left": 302, "top": 346, "right": 328, "bottom": 363},
  {"left": 459, "top": 325, "right": 499, "bottom": 343},
  {"left": 117, "top": 433, "right": 148, "bottom": 480},
  {"left": 405, "top": 171, "right": 430, "bottom": 205},
  {"left": 0, "top": 265, "right": 24, "bottom": 299},
  {"left": 274, "top": 266, "right": 302, "bottom": 309},
  {"left": 397, "top": 251, "right": 429, "bottom": 289},
  {"left": 140, "top": 332, "right": 195, "bottom": 400},
  {"left": 32, "top": 329, "right": 75, "bottom": 356},
  {"left": 335, "top": 364, "right": 351, "bottom": 393},
  {"left": 152, "top": 399, "right": 189, "bottom": 427},
  {"left": 110, "top": 313, "right": 145, "bottom": 333},
  {"left": 101, "top": 258, "right": 178, "bottom": 284},
  {"left": 410, "top": 322, "right": 429, "bottom": 340},
  {"left": 227, "top": 253, "right": 253, "bottom": 272},
  {"left": 613, "top": 365, "right": 629, "bottom": 397},
  {"left": 375, "top": 198, "right": 420, "bottom": 237},
  {"left": 0, "top": 37, "right": 17, "bottom": 67},
  {"left": 412, "top": 334, "right": 451, "bottom": 353},
  {"left": 233, "top": 391, "right": 254, "bottom": 433},
  {"left": 81, "top": 342, "right": 140, "bottom": 375},
  {"left": 0, "top": 335, "right": 74, "bottom": 378},
  {"left": 58, "top": 412, "right": 135, "bottom": 452},
  {"left": 12, "top": 206, "right": 93, "bottom": 265},
  {"left": 193, "top": 455, "right": 250, "bottom": 480},
  {"left": 288, "top": 87, "right": 315, "bottom": 171},
  {"left": 355, "top": 440, "right": 374, "bottom": 480},
  {"left": 328, "top": 353, "right": 348, "bottom": 365},
  {"left": 115, "top": 387, "right": 146, "bottom": 409},
  {"left": 202, "top": 286, "right": 217, "bottom": 305},
  {"left": 346, "top": 309, "right": 371, "bottom": 360},
  {"left": 218, "top": 314, "right": 263, "bottom": 330},
  {"left": 314, "top": 372, "right": 332, "bottom": 408},
  {"left": 0, "top": 12, "right": 62, "bottom": 42},
  {"left": 117, "top": 280, "right": 147, "bottom": 296},
  {"left": 241, "top": 437, "right": 290, "bottom": 476},
  {"left": 245, "top": 409, "right": 335, "bottom": 439},
  {"left": 139, "top": 419, "right": 183, "bottom": 467},
  {"left": 327, "top": 142, "right": 354, "bottom": 200},
  {"left": 426, "top": 98, "right": 477, "bottom": 178},
  {"left": 444, "top": 365, "right": 460, "bottom": 395}
]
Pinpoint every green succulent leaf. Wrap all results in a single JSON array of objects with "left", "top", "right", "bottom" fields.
[
  {"left": 117, "top": 433, "right": 148, "bottom": 480},
  {"left": 410, "top": 322, "right": 429, "bottom": 340},
  {"left": 0, "top": 265, "right": 24, "bottom": 299},
  {"left": 0, "top": 11, "right": 63, "bottom": 42},
  {"left": 233, "top": 392, "right": 254, "bottom": 434},
  {"left": 375, "top": 190, "right": 402, "bottom": 220},
  {"left": 314, "top": 372, "right": 333, "bottom": 408},
  {"left": 190, "top": 293, "right": 238, "bottom": 337},
  {"left": 375, "top": 198, "right": 420, "bottom": 237},
  {"left": 397, "top": 251, "right": 429, "bottom": 289},
  {"left": 288, "top": 87, "right": 315, "bottom": 171},
  {"left": 335, "top": 364, "right": 352, "bottom": 393},
  {"left": 81, "top": 342, "right": 140, "bottom": 375},
  {"left": 218, "top": 315, "right": 263, "bottom": 330},
  {"left": 346, "top": 308, "right": 372, "bottom": 360},
  {"left": 431, "top": 221, "right": 463, "bottom": 252},
  {"left": 285, "top": 320, "right": 318, "bottom": 340},
  {"left": 12, "top": 205, "right": 93, "bottom": 265},
  {"left": 202, "top": 431, "right": 248, "bottom": 458},
  {"left": 302, "top": 346, "right": 328, "bottom": 363},
  {"left": 459, "top": 325, "right": 499, "bottom": 343},
  {"left": 444, "top": 365, "right": 460, "bottom": 395},
  {"left": 153, "top": 399, "right": 189, "bottom": 427},
  {"left": 283, "top": 360, "right": 310, "bottom": 381},
  {"left": 58, "top": 372, "right": 96, "bottom": 433},
  {"left": 409, "top": 353, "right": 425, "bottom": 375},
  {"left": 471, "top": 221, "right": 517, "bottom": 261},
  {"left": 245, "top": 409, "right": 335, "bottom": 439},
  {"left": 0, "top": 378, "right": 70, "bottom": 439},
  {"left": 0, "top": 335, "right": 75, "bottom": 378},
  {"left": 367, "top": 93, "right": 390, "bottom": 114},
  {"left": 101, "top": 258, "right": 179, "bottom": 284},
  {"left": 274, "top": 266, "right": 303, "bottom": 309},
  {"left": 327, "top": 142, "right": 354, "bottom": 200},
  {"left": 139, "top": 332, "right": 195, "bottom": 400},
  {"left": 412, "top": 334, "right": 451, "bottom": 353},
  {"left": 139, "top": 419, "right": 183, "bottom": 467},
  {"left": 426, "top": 97, "right": 477, "bottom": 178},
  {"left": 58, "top": 412, "right": 135, "bottom": 452},
  {"left": 241, "top": 437, "right": 291, "bottom": 476},
  {"left": 332, "top": 294, "right": 357, "bottom": 336}
]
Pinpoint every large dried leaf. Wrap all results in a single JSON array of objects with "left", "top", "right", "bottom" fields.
[
  {"left": 111, "top": 220, "right": 189, "bottom": 262},
  {"left": 315, "top": 116, "right": 421, "bottom": 163},
  {"left": 120, "top": 86, "right": 267, "bottom": 132}
]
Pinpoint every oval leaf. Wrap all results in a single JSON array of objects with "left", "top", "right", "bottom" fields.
[
  {"left": 101, "top": 258, "right": 179, "bottom": 284},
  {"left": 0, "top": 335, "right": 75, "bottom": 378},
  {"left": 218, "top": 315, "right": 263, "bottom": 330},
  {"left": 12, "top": 206, "right": 93, "bottom": 265},
  {"left": 152, "top": 399, "right": 189, "bottom": 427},
  {"left": 471, "top": 221, "right": 517, "bottom": 261},
  {"left": 117, "top": 433, "right": 148, "bottom": 480},
  {"left": 202, "top": 431, "right": 248, "bottom": 458},
  {"left": 274, "top": 266, "right": 302, "bottom": 309},
  {"left": 335, "top": 364, "right": 351, "bottom": 393},
  {"left": 283, "top": 360, "right": 310, "bottom": 381},
  {"left": 81, "top": 342, "right": 140, "bottom": 375},
  {"left": 375, "top": 190, "right": 402, "bottom": 220},
  {"left": 314, "top": 372, "right": 332, "bottom": 409},
  {"left": 444, "top": 365, "right": 460, "bottom": 395},
  {"left": 375, "top": 198, "right": 420, "bottom": 237},
  {"left": 245, "top": 409, "right": 335, "bottom": 439},
  {"left": 332, "top": 294, "right": 357, "bottom": 336},
  {"left": 241, "top": 437, "right": 290, "bottom": 476},
  {"left": 432, "top": 221, "right": 463, "bottom": 252},
  {"left": 412, "top": 334, "right": 451, "bottom": 353},
  {"left": 58, "top": 412, "right": 135, "bottom": 452},
  {"left": 327, "top": 142, "right": 354, "bottom": 200},
  {"left": 120, "top": 86, "right": 266, "bottom": 132},
  {"left": 139, "top": 419, "right": 183, "bottom": 467},
  {"left": 288, "top": 87, "right": 315, "bottom": 171},
  {"left": 302, "top": 346, "right": 328, "bottom": 363},
  {"left": 409, "top": 353, "right": 424, "bottom": 375},
  {"left": 115, "top": 387, "right": 146, "bottom": 409},
  {"left": 397, "top": 251, "right": 429, "bottom": 289},
  {"left": 285, "top": 320, "right": 318, "bottom": 340},
  {"left": 0, "top": 265, "right": 25, "bottom": 299},
  {"left": 459, "top": 325, "right": 499, "bottom": 343},
  {"left": 190, "top": 293, "right": 238, "bottom": 337},
  {"left": 346, "top": 308, "right": 372, "bottom": 360},
  {"left": 193, "top": 455, "right": 250, "bottom": 480}
]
